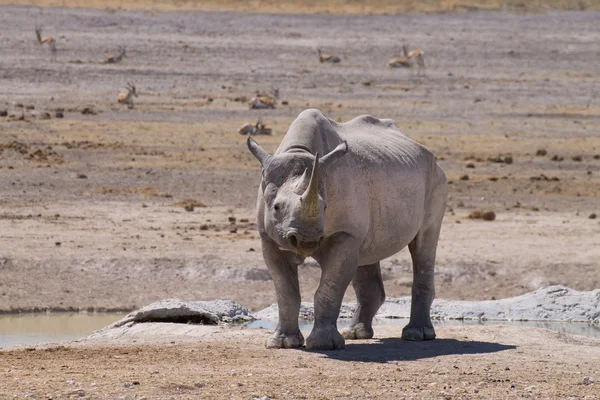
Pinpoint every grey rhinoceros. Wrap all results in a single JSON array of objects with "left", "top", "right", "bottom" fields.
[{"left": 247, "top": 109, "right": 447, "bottom": 350}]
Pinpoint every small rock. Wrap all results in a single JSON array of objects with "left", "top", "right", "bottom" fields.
[
  {"left": 468, "top": 211, "right": 496, "bottom": 221},
  {"left": 0, "top": 110, "right": 7, "bottom": 116},
  {"left": 184, "top": 205, "right": 194, "bottom": 212},
  {"left": 81, "top": 107, "right": 97, "bottom": 115},
  {"left": 583, "top": 376, "right": 594, "bottom": 385},
  {"left": 465, "top": 162, "right": 475, "bottom": 168},
  {"left": 75, "top": 173, "right": 87, "bottom": 179},
  {"left": 200, "top": 224, "right": 209, "bottom": 230},
  {"left": 572, "top": 155, "right": 582, "bottom": 162},
  {"left": 535, "top": 149, "right": 547, "bottom": 156},
  {"left": 594, "top": 155, "right": 600, "bottom": 160},
  {"left": 460, "top": 174, "right": 469, "bottom": 181},
  {"left": 55, "top": 111, "right": 64, "bottom": 118},
  {"left": 551, "top": 155, "right": 564, "bottom": 162},
  {"left": 482, "top": 211, "right": 496, "bottom": 221},
  {"left": 228, "top": 216, "right": 236, "bottom": 223},
  {"left": 524, "top": 385, "right": 535, "bottom": 392},
  {"left": 40, "top": 112, "right": 52, "bottom": 120},
  {"left": 281, "top": 100, "right": 289, "bottom": 106},
  {"left": 194, "top": 382, "right": 206, "bottom": 388},
  {"left": 590, "top": 213, "right": 597, "bottom": 220},
  {"left": 68, "top": 388, "right": 85, "bottom": 397}
]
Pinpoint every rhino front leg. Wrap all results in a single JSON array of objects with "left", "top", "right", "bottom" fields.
[
  {"left": 261, "top": 235, "right": 305, "bottom": 349},
  {"left": 307, "top": 233, "right": 359, "bottom": 350},
  {"left": 342, "top": 262, "right": 386, "bottom": 340}
]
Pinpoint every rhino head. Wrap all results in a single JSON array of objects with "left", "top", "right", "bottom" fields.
[{"left": 247, "top": 137, "right": 348, "bottom": 256}]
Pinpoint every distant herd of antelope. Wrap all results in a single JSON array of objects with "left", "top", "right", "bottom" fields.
[{"left": 33, "top": 26, "right": 424, "bottom": 132}]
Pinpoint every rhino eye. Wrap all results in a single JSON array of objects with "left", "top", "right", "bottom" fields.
[{"left": 273, "top": 204, "right": 280, "bottom": 211}]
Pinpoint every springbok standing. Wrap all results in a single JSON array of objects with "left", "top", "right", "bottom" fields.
[
  {"left": 238, "top": 117, "right": 273, "bottom": 136},
  {"left": 316, "top": 48, "right": 341, "bottom": 64},
  {"left": 35, "top": 27, "right": 56, "bottom": 60},
  {"left": 249, "top": 88, "right": 279, "bottom": 110},
  {"left": 105, "top": 46, "right": 126, "bottom": 64},
  {"left": 404, "top": 44, "right": 425, "bottom": 69},
  {"left": 117, "top": 82, "right": 137, "bottom": 109}
]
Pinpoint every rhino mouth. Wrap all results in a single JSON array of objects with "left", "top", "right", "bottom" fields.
[{"left": 281, "top": 230, "right": 324, "bottom": 255}]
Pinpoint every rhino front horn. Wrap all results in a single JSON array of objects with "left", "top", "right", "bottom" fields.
[{"left": 300, "top": 153, "right": 320, "bottom": 220}]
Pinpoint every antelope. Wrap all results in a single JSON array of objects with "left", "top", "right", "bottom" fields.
[
  {"left": 404, "top": 44, "right": 425, "bottom": 68},
  {"left": 249, "top": 88, "right": 279, "bottom": 110},
  {"left": 388, "top": 56, "right": 412, "bottom": 68},
  {"left": 117, "top": 82, "right": 137, "bottom": 109},
  {"left": 316, "top": 48, "right": 341, "bottom": 64},
  {"left": 35, "top": 27, "right": 56, "bottom": 60},
  {"left": 238, "top": 117, "right": 273, "bottom": 136},
  {"left": 105, "top": 46, "right": 126, "bottom": 64}
]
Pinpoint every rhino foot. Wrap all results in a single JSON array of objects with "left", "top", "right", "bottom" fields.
[
  {"left": 266, "top": 330, "right": 305, "bottom": 349},
  {"left": 306, "top": 327, "right": 345, "bottom": 350},
  {"left": 401, "top": 324, "right": 436, "bottom": 341},
  {"left": 341, "top": 323, "right": 374, "bottom": 340}
]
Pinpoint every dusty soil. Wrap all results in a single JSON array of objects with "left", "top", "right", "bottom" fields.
[
  {"left": 1, "top": 5, "right": 599, "bottom": 313},
  {"left": 1, "top": 324, "right": 599, "bottom": 399}
]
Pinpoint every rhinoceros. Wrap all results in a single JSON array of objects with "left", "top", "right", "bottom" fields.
[{"left": 247, "top": 109, "right": 447, "bottom": 350}]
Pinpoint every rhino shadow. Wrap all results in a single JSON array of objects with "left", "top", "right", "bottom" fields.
[{"left": 307, "top": 338, "right": 516, "bottom": 363}]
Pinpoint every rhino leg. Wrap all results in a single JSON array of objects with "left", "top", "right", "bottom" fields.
[
  {"left": 261, "top": 235, "right": 305, "bottom": 349},
  {"left": 307, "top": 233, "right": 359, "bottom": 350},
  {"left": 341, "top": 262, "right": 386, "bottom": 340},
  {"left": 402, "top": 210, "right": 444, "bottom": 341}
]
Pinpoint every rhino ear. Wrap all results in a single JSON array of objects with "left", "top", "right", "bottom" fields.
[
  {"left": 320, "top": 141, "right": 348, "bottom": 169},
  {"left": 247, "top": 137, "right": 272, "bottom": 167}
]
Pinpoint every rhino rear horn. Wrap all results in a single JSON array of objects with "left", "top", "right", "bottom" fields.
[
  {"left": 247, "top": 137, "right": 272, "bottom": 166},
  {"left": 320, "top": 141, "right": 348, "bottom": 168}
]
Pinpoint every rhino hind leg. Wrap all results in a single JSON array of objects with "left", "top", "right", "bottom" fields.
[
  {"left": 402, "top": 200, "right": 445, "bottom": 341},
  {"left": 342, "top": 262, "right": 386, "bottom": 340}
]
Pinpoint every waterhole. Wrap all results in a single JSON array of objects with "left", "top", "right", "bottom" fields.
[
  {"left": 0, "top": 312, "right": 124, "bottom": 347},
  {"left": 1, "top": 313, "right": 598, "bottom": 347}
]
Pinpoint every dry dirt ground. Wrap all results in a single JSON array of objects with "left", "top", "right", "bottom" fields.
[
  {"left": 1, "top": 5, "right": 599, "bottom": 313},
  {"left": 1, "top": 324, "right": 600, "bottom": 399},
  {"left": 1, "top": 4, "right": 600, "bottom": 399}
]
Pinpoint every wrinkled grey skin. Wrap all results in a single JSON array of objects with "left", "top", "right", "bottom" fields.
[{"left": 247, "top": 109, "right": 447, "bottom": 350}]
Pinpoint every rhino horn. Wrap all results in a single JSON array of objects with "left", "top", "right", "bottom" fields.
[
  {"left": 247, "top": 137, "right": 272, "bottom": 166},
  {"left": 300, "top": 153, "right": 320, "bottom": 220}
]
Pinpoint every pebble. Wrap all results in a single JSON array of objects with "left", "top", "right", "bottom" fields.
[
  {"left": 68, "top": 388, "right": 85, "bottom": 397},
  {"left": 583, "top": 376, "right": 594, "bottom": 385}
]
